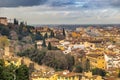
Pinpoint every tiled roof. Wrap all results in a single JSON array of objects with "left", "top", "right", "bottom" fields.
[{"left": 56, "top": 71, "right": 82, "bottom": 77}]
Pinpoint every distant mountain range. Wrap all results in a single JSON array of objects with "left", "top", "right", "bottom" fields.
[{"left": 33, "top": 24, "right": 120, "bottom": 30}]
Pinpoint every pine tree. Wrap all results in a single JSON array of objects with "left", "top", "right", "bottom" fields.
[{"left": 48, "top": 42, "right": 52, "bottom": 50}]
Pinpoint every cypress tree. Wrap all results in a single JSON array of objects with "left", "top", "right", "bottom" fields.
[
  {"left": 14, "top": 18, "right": 18, "bottom": 25},
  {"left": 42, "top": 38, "right": 46, "bottom": 47},
  {"left": 63, "top": 28, "right": 66, "bottom": 36},
  {"left": 49, "top": 30, "right": 54, "bottom": 38},
  {"left": 118, "top": 70, "right": 120, "bottom": 78},
  {"left": 48, "top": 42, "right": 52, "bottom": 50},
  {"left": 35, "top": 42, "right": 37, "bottom": 49},
  {"left": 85, "top": 59, "right": 90, "bottom": 71},
  {"left": 44, "top": 33, "right": 48, "bottom": 39}
]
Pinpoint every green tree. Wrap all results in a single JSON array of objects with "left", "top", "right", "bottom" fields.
[
  {"left": 118, "top": 70, "right": 120, "bottom": 78},
  {"left": 5, "top": 63, "right": 17, "bottom": 73},
  {"left": 42, "top": 38, "right": 46, "bottom": 47},
  {"left": 92, "top": 68, "right": 106, "bottom": 77},
  {"left": 0, "top": 62, "right": 18, "bottom": 80},
  {"left": 35, "top": 32, "right": 43, "bottom": 40},
  {"left": 17, "top": 48, "right": 47, "bottom": 65},
  {"left": 3, "top": 63, "right": 17, "bottom": 80},
  {"left": 14, "top": 18, "right": 19, "bottom": 25},
  {"left": 20, "top": 21, "right": 24, "bottom": 26},
  {"left": 42, "top": 51, "right": 68, "bottom": 70},
  {"left": 51, "top": 46, "right": 60, "bottom": 50},
  {"left": 0, "top": 66, "right": 4, "bottom": 79},
  {"left": 2, "top": 71, "right": 14, "bottom": 80},
  {"left": 44, "top": 33, "right": 48, "bottom": 39},
  {"left": 66, "top": 54, "right": 74, "bottom": 71},
  {"left": 0, "top": 36, "right": 9, "bottom": 49},
  {"left": 0, "top": 59, "right": 4, "bottom": 78},
  {"left": 0, "top": 59, "right": 4, "bottom": 66},
  {"left": 0, "top": 27, "right": 10, "bottom": 36},
  {"left": 48, "top": 42, "right": 52, "bottom": 50},
  {"left": 74, "top": 65, "right": 83, "bottom": 73},
  {"left": 26, "top": 26, "right": 32, "bottom": 34},
  {"left": 84, "top": 59, "right": 90, "bottom": 71},
  {"left": 0, "top": 59, "right": 29, "bottom": 80},
  {"left": 18, "top": 26, "right": 23, "bottom": 34},
  {"left": 36, "top": 51, "right": 46, "bottom": 65},
  {"left": 0, "top": 59, "right": 4, "bottom": 79},
  {"left": 49, "top": 30, "right": 54, "bottom": 38},
  {"left": 63, "top": 28, "right": 66, "bottom": 36},
  {"left": 10, "top": 30, "right": 18, "bottom": 40},
  {"left": 16, "top": 65, "right": 29, "bottom": 80},
  {"left": 34, "top": 42, "right": 37, "bottom": 49}
]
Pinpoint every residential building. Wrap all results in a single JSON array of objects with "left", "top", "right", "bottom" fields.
[
  {"left": 104, "top": 54, "right": 120, "bottom": 70},
  {"left": 56, "top": 70, "right": 82, "bottom": 80},
  {"left": 0, "top": 17, "right": 8, "bottom": 25},
  {"left": 86, "top": 54, "right": 106, "bottom": 69},
  {"left": 31, "top": 70, "right": 103, "bottom": 80}
]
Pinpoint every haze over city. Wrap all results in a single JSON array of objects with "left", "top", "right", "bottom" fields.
[
  {"left": 0, "top": 0, "right": 120, "bottom": 80},
  {"left": 0, "top": 0, "right": 120, "bottom": 25}
]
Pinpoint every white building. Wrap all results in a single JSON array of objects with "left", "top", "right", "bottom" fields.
[
  {"left": 104, "top": 54, "right": 120, "bottom": 70},
  {"left": 73, "top": 44, "right": 85, "bottom": 50}
]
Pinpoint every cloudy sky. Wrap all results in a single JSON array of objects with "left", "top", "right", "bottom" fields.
[{"left": 0, "top": 0, "right": 120, "bottom": 24}]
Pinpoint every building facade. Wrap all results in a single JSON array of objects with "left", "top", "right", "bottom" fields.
[{"left": 0, "top": 17, "right": 8, "bottom": 25}]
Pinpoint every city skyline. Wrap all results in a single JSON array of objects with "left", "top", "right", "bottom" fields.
[{"left": 0, "top": 0, "right": 120, "bottom": 25}]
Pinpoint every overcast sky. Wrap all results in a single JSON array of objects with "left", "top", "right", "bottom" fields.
[{"left": 0, "top": 0, "right": 120, "bottom": 25}]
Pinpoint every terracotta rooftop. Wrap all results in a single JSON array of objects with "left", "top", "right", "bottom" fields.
[
  {"left": 87, "top": 54, "right": 104, "bottom": 58},
  {"left": 56, "top": 71, "right": 82, "bottom": 77}
]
